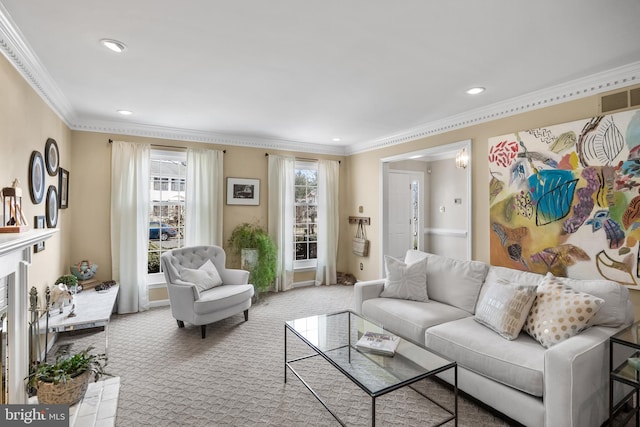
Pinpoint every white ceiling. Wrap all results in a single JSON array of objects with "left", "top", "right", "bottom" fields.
[{"left": 1, "top": 1, "right": 640, "bottom": 155}]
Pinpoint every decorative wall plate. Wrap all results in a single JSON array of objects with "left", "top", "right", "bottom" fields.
[
  {"left": 29, "top": 151, "right": 45, "bottom": 204},
  {"left": 45, "top": 138, "right": 59, "bottom": 176},
  {"left": 46, "top": 185, "right": 58, "bottom": 228}
]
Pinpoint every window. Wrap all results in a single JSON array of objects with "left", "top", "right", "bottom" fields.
[
  {"left": 148, "top": 150, "right": 187, "bottom": 275},
  {"left": 294, "top": 161, "right": 318, "bottom": 268}
]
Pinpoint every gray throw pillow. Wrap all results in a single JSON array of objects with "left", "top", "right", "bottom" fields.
[
  {"left": 380, "top": 255, "right": 429, "bottom": 302},
  {"left": 181, "top": 259, "right": 223, "bottom": 292}
]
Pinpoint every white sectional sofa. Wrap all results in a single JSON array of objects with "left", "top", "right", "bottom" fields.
[{"left": 354, "top": 250, "right": 635, "bottom": 427}]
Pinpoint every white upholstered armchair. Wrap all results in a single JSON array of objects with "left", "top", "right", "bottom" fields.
[{"left": 161, "top": 245, "right": 254, "bottom": 338}]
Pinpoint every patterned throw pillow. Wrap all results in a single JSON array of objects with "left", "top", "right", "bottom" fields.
[
  {"left": 474, "top": 279, "right": 537, "bottom": 340},
  {"left": 181, "top": 259, "right": 223, "bottom": 292},
  {"left": 523, "top": 273, "right": 604, "bottom": 348},
  {"left": 380, "top": 255, "right": 429, "bottom": 302}
]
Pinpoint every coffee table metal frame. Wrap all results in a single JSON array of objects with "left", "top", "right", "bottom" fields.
[{"left": 284, "top": 310, "right": 457, "bottom": 426}]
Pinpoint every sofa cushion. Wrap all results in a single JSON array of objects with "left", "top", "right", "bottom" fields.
[
  {"left": 362, "top": 298, "right": 469, "bottom": 345},
  {"left": 550, "top": 275, "right": 631, "bottom": 327},
  {"left": 404, "top": 249, "right": 429, "bottom": 264},
  {"left": 423, "top": 253, "right": 489, "bottom": 314},
  {"left": 523, "top": 273, "right": 604, "bottom": 348},
  {"left": 474, "top": 278, "right": 537, "bottom": 340},
  {"left": 426, "top": 317, "right": 545, "bottom": 397},
  {"left": 193, "top": 284, "right": 254, "bottom": 314},
  {"left": 380, "top": 255, "right": 429, "bottom": 302},
  {"left": 181, "top": 259, "right": 223, "bottom": 292}
]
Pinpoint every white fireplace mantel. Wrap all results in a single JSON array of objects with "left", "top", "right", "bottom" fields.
[{"left": 0, "top": 228, "right": 57, "bottom": 403}]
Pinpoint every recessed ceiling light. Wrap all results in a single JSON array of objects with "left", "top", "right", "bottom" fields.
[
  {"left": 117, "top": 110, "right": 133, "bottom": 116},
  {"left": 332, "top": 137, "right": 341, "bottom": 142},
  {"left": 100, "top": 39, "right": 127, "bottom": 53},
  {"left": 466, "top": 87, "right": 485, "bottom": 95}
]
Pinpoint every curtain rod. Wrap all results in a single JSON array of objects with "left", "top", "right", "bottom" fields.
[
  {"left": 265, "top": 152, "right": 340, "bottom": 164},
  {"left": 108, "top": 139, "right": 226, "bottom": 153}
]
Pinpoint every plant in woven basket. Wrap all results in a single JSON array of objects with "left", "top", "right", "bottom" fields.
[{"left": 26, "top": 346, "right": 110, "bottom": 405}]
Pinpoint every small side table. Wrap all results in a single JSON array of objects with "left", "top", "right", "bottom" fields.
[{"left": 610, "top": 321, "right": 640, "bottom": 426}]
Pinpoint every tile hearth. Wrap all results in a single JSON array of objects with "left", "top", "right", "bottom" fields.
[{"left": 29, "top": 377, "right": 120, "bottom": 427}]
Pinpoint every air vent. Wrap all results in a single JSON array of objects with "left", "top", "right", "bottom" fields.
[{"left": 601, "top": 91, "right": 628, "bottom": 113}]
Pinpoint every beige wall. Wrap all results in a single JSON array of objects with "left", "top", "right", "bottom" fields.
[
  {"left": 347, "top": 85, "right": 640, "bottom": 318},
  {"left": 69, "top": 132, "right": 348, "bottom": 293},
  {"left": 0, "top": 54, "right": 72, "bottom": 301}
]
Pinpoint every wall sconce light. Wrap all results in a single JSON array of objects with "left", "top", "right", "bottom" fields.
[{"left": 455, "top": 148, "right": 469, "bottom": 169}]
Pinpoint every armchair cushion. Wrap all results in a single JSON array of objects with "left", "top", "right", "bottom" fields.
[
  {"left": 194, "top": 284, "right": 255, "bottom": 314},
  {"left": 181, "top": 259, "right": 223, "bottom": 291}
]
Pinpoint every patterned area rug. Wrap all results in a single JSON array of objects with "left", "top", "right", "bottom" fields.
[{"left": 57, "top": 285, "right": 511, "bottom": 426}]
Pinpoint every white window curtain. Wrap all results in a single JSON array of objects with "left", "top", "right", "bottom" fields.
[
  {"left": 185, "top": 148, "right": 223, "bottom": 246},
  {"left": 315, "top": 159, "right": 340, "bottom": 286},
  {"left": 268, "top": 154, "right": 295, "bottom": 292},
  {"left": 110, "top": 141, "right": 150, "bottom": 314}
]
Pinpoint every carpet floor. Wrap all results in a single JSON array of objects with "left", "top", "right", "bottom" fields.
[{"left": 56, "top": 285, "right": 514, "bottom": 426}]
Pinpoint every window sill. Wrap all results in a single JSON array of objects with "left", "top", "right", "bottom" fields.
[{"left": 294, "top": 259, "right": 317, "bottom": 272}]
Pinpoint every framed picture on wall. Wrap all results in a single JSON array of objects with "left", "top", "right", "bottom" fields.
[
  {"left": 58, "top": 167, "right": 69, "bottom": 209},
  {"left": 45, "top": 138, "right": 59, "bottom": 177},
  {"left": 29, "top": 151, "right": 45, "bottom": 204},
  {"left": 33, "top": 215, "right": 45, "bottom": 253},
  {"left": 45, "top": 185, "right": 58, "bottom": 228},
  {"left": 226, "top": 178, "right": 260, "bottom": 205}
]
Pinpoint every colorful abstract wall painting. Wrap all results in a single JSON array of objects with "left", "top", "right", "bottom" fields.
[{"left": 489, "top": 108, "right": 640, "bottom": 287}]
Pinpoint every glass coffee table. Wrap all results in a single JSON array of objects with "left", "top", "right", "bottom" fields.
[{"left": 285, "top": 310, "right": 457, "bottom": 426}]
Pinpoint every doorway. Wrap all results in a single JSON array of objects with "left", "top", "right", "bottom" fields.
[
  {"left": 380, "top": 140, "right": 472, "bottom": 275},
  {"left": 386, "top": 169, "right": 424, "bottom": 260}
]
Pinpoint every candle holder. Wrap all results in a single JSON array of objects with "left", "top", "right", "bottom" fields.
[{"left": 1, "top": 180, "right": 29, "bottom": 233}]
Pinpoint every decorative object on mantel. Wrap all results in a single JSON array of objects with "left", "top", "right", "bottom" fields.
[
  {"left": 1, "top": 179, "right": 29, "bottom": 233},
  {"left": 26, "top": 346, "right": 110, "bottom": 406},
  {"left": 70, "top": 260, "right": 98, "bottom": 281}
]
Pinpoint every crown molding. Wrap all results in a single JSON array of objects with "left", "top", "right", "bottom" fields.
[
  {"left": 73, "top": 119, "right": 348, "bottom": 156},
  {"left": 347, "top": 61, "right": 640, "bottom": 155},
  {"left": 0, "top": 3, "right": 76, "bottom": 125}
]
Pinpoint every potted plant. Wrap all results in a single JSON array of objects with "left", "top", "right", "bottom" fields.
[
  {"left": 26, "top": 346, "right": 110, "bottom": 405},
  {"left": 227, "top": 222, "right": 277, "bottom": 299},
  {"left": 55, "top": 274, "right": 78, "bottom": 292}
]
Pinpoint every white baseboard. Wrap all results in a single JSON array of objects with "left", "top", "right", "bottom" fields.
[
  {"left": 292, "top": 280, "right": 315, "bottom": 288},
  {"left": 149, "top": 299, "right": 170, "bottom": 308}
]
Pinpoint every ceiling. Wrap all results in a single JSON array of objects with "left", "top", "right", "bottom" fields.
[{"left": 1, "top": 1, "right": 640, "bottom": 155}]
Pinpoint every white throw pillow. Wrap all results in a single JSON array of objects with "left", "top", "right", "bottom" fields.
[
  {"left": 474, "top": 278, "right": 537, "bottom": 340},
  {"left": 523, "top": 273, "right": 604, "bottom": 348},
  {"left": 181, "top": 259, "right": 223, "bottom": 292},
  {"left": 380, "top": 255, "right": 429, "bottom": 302}
]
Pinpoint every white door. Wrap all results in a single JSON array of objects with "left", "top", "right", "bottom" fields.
[{"left": 387, "top": 171, "right": 423, "bottom": 260}]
